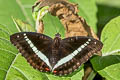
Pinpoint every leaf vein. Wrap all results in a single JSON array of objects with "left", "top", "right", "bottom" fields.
[
  {"left": 0, "top": 48, "right": 16, "bottom": 55},
  {"left": 106, "top": 33, "right": 120, "bottom": 53},
  {"left": 4, "top": 54, "right": 19, "bottom": 80},
  {"left": 0, "top": 67, "right": 7, "bottom": 72},
  {"left": 12, "top": 66, "right": 29, "bottom": 80},
  {"left": 16, "top": 0, "right": 33, "bottom": 26}
]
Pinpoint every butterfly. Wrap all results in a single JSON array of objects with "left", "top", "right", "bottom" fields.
[{"left": 10, "top": 32, "right": 103, "bottom": 76}]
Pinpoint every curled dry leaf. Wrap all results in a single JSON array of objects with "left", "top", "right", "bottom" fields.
[
  {"left": 36, "top": 20, "right": 44, "bottom": 33},
  {"left": 32, "top": 0, "right": 98, "bottom": 40},
  {"left": 32, "top": 0, "right": 71, "bottom": 12},
  {"left": 49, "top": 2, "right": 98, "bottom": 40}
]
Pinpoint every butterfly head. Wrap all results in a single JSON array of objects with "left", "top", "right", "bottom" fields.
[
  {"left": 52, "top": 33, "right": 61, "bottom": 48},
  {"left": 55, "top": 33, "right": 61, "bottom": 38}
]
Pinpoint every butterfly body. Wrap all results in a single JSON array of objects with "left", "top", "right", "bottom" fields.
[{"left": 10, "top": 32, "right": 103, "bottom": 76}]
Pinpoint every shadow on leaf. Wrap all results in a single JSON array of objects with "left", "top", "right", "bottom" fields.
[
  {"left": 91, "top": 54, "right": 120, "bottom": 71},
  {"left": 96, "top": 4, "right": 120, "bottom": 36}
]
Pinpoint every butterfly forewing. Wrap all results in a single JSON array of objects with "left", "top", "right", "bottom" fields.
[
  {"left": 10, "top": 32, "right": 53, "bottom": 72},
  {"left": 52, "top": 36, "right": 103, "bottom": 75}
]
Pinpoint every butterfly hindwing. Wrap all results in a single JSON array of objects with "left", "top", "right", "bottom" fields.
[
  {"left": 52, "top": 36, "right": 103, "bottom": 75},
  {"left": 10, "top": 32, "right": 53, "bottom": 72}
]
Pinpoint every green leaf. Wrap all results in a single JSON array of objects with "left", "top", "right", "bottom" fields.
[
  {"left": 96, "top": 0, "right": 120, "bottom": 7},
  {"left": 32, "top": 6, "right": 49, "bottom": 20},
  {"left": 0, "top": 24, "right": 11, "bottom": 40},
  {"left": 96, "top": 0, "right": 120, "bottom": 32},
  {"left": 43, "top": 13, "right": 65, "bottom": 38},
  {"left": 69, "top": 0, "right": 98, "bottom": 33},
  {"left": 12, "top": 17, "right": 35, "bottom": 32},
  {"left": 6, "top": 54, "right": 49, "bottom": 80},
  {"left": 15, "top": 0, "right": 36, "bottom": 26},
  {"left": 91, "top": 16, "right": 120, "bottom": 80},
  {"left": 0, "top": 24, "right": 18, "bottom": 80},
  {"left": 70, "top": 68, "right": 84, "bottom": 80},
  {"left": 0, "top": 0, "right": 36, "bottom": 33}
]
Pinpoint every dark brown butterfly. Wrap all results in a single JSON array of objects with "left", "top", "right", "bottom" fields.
[{"left": 10, "top": 32, "right": 103, "bottom": 76}]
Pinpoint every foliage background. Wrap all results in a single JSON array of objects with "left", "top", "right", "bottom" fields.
[{"left": 0, "top": 0, "right": 120, "bottom": 80}]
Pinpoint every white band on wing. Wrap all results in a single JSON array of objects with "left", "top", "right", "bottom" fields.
[
  {"left": 52, "top": 38, "right": 91, "bottom": 71},
  {"left": 23, "top": 33, "right": 52, "bottom": 70}
]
